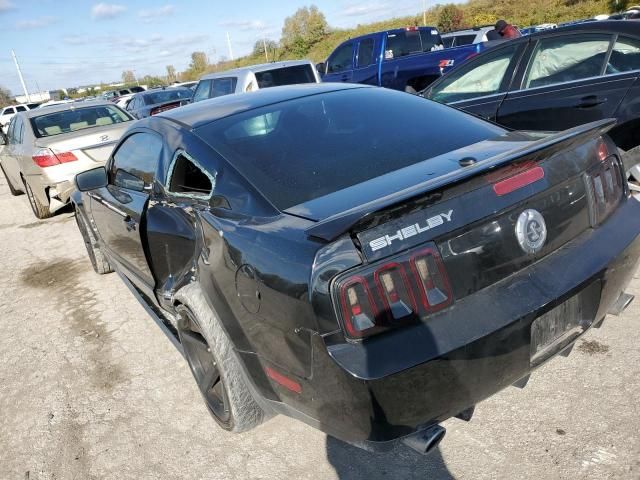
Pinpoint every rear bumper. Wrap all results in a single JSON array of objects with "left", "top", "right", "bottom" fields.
[{"left": 268, "top": 197, "right": 640, "bottom": 445}]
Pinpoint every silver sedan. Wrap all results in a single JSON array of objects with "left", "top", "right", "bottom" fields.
[{"left": 0, "top": 101, "right": 134, "bottom": 219}]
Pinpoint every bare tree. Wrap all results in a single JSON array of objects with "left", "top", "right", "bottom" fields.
[
  {"left": 166, "top": 65, "right": 177, "bottom": 83},
  {"left": 121, "top": 70, "right": 136, "bottom": 84}
]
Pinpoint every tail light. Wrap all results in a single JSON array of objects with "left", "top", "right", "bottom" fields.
[
  {"left": 32, "top": 148, "right": 78, "bottom": 168},
  {"left": 334, "top": 243, "right": 453, "bottom": 339},
  {"left": 585, "top": 138, "right": 624, "bottom": 226}
]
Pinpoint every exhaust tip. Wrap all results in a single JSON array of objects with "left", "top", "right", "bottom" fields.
[
  {"left": 401, "top": 425, "right": 446, "bottom": 456},
  {"left": 609, "top": 292, "right": 634, "bottom": 316}
]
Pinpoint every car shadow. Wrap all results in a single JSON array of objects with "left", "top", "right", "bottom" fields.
[{"left": 326, "top": 435, "right": 455, "bottom": 480}]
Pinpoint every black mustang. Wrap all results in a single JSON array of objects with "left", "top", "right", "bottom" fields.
[{"left": 72, "top": 83, "right": 640, "bottom": 454}]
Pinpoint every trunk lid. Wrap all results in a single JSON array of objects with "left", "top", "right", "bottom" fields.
[{"left": 35, "top": 123, "right": 130, "bottom": 162}]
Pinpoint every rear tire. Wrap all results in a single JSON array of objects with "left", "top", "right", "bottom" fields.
[
  {"left": 22, "top": 177, "right": 53, "bottom": 219},
  {"left": 0, "top": 164, "right": 22, "bottom": 196},
  {"left": 175, "top": 283, "right": 265, "bottom": 433},
  {"left": 75, "top": 209, "right": 113, "bottom": 274}
]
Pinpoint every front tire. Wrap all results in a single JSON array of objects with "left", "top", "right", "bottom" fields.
[
  {"left": 0, "top": 164, "right": 22, "bottom": 196},
  {"left": 22, "top": 177, "right": 53, "bottom": 219},
  {"left": 175, "top": 283, "right": 265, "bottom": 432},
  {"left": 75, "top": 209, "right": 113, "bottom": 274}
]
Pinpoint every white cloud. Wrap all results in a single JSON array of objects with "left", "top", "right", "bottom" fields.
[
  {"left": 219, "top": 19, "right": 268, "bottom": 31},
  {"left": 342, "top": 3, "right": 390, "bottom": 17},
  {"left": 139, "top": 4, "right": 175, "bottom": 19},
  {"left": 91, "top": 3, "right": 127, "bottom": 19},
  {"left": 17, "top": 16, "right": 58, "bottom": 30},
  {"left": 0, "top": 0, "right": 14, "bottom": 13}
]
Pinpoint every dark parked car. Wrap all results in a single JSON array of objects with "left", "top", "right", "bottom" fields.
[
  {"left": 422, "top": 21, "right": 640, "bottom": 178},
  {"left": 125, "top": 87, "right": 192, "bottom": 119},
  {"left": 72, "top": 84, "right": 640, "bottom": 454}
]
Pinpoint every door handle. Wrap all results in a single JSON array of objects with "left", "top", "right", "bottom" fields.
[{"left": 576, "top": 95, "right": 606, "bottom": 108}]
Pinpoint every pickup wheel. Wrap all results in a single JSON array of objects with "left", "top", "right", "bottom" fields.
[
  {"left": 22, "top": 177, "right": 54, "bottom": 219},
  {"left": 0, "top": 164, "right": 22, "bottom": 196},
  {"left": 175, "top": 283, "right": 265, "bottom": 433},
  {"left": 75, "top": 209, "right": 113, "bottom": 274}
]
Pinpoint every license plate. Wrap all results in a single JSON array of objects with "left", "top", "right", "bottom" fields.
[{"left": 530, "top": 293, "right": 591, "bottom": 365}]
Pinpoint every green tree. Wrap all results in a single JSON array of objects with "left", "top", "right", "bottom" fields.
[
  {"left": 166, "top": 65, "right": 176, "bottom": 83},
  {"left": 281, "top": 5, "right": 328, "bottom": 57},
  {"left": 122, "top": 70, "right": 136, "bottom": 84},
  {"left": 437, "top": 4, "right": 465, "bottom": 32},
  {"left": 0, "top": 86, "right": 12, "bottom": 107},
  {"left": 189, "top": 52, "right": 208, "bottom": 74}
]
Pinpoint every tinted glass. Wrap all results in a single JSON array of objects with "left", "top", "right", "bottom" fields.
[
  {"left": 524, "top": 34, "right": 610, "bottom": 88},
  {"left": 431, "top": 44, "right": 519, "bottom": 103},
  {"left": 144, "top": 89, "right": 192, "bottom": 105},
  {"left": 111, "top": 133, "right": 163, "bottom": 186},
  {"left": 327, "top": 42, "right": 353, "bottom": 73},
  {"left": 129, "top": 86, "right": 145, "bottom": 93},
  {"left": 9, "top": 117, "right": 21, "bottom": 144},
  {"left": 607, "top": 36, "right": 640, "bottom": 74},
  {"left": 420, "top": 28, "right": 443, "bottom": 51},
  {"left": 16, "top": 106, "right": 27, "bottom": 112},
  {"left": 211, "top": 78, "right": 237, "bottom": 97},
  {"left": 443, "top": 37, "right": 455, "bottom": 48},
  {"left": 196, "top": 88, "right": 504, "bottom": 210},
  {"left": 16, "top": 117, "right": 24, "bottom": 142},
  {"left": 3, "top": 107, "right": 15, "bottom": 115},
  {"left": 6, "top": 118, "right": 15, "bottom": 141},
  {"left": 455, "top": 34, "right": 477, "bottom": 46},
  {"left": 357, "top": 38, "right": 375, "bottom": 67},
  {"left": 255, "top": 65, "right": 315, "bottom": 87},
  {"left": 31, "top": 105, "right": 132, "bottom": 138},
  {"left": 193, "top": 80, "right": 212, "bottom": 102},
  {"left": 386, "top": 30, "right": 422, "bottom": 59}
]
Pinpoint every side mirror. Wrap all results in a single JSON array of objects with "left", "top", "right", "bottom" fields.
[
  {"left": 0, "top": 131, "right": 7, "bottom": 146},
  {"left": 315, "top": 62, "right": 326, "bottom": 75},
  {"left": 75, "top": 166, "right": 108, "bottom": 192}
]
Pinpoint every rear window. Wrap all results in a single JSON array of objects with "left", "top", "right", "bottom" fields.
[
  {"left": 255, "top": 65, "right": 316, "bottom": 88},
  {"left": 129, "top": 86, "right": 145, "bottom": 93},
  {"left": 211, "top": 78, "right": 237, "bottom": 97},
  {"left": 196, "top": 88, "right": 503, "bottom": 210},
  {"left": 144, "top": 89, "right": 192, "bottom": 105},
  {"left": 31, "top": 105, "right": 132, "bottom": 138},
  {"left": 454, "top": 34, "right": 477, "bottom": 46},
  {"left": 386, "top": 29, "right": 443, "bottom": 59}
]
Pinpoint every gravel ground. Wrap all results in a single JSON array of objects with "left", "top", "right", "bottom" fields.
[{"left": 0, "top": 175, "right": 638, "bottom": 480}]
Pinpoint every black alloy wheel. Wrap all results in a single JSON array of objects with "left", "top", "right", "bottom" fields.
[{"left": 177, "top": 306, "right": 232, "bottom": 428}]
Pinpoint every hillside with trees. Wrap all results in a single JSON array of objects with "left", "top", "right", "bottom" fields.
[{"left": 179, "top": 0, "right": 628, "bottom": 80}]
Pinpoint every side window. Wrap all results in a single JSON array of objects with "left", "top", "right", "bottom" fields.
[
  {"left": 3, "top": 107, "right": 15, "bottom": 116},
  {"left": 6, "top": 117, "right": 16, "bottom": 142},
  {"left": 442, "top": 37, "right": 455, "bottom": 48},
  {"left": 455, "top": 34, "right": 477, "bottom": 46},
  {"left": 166, "top": 151, "right": 214, "bottom": 199},
  {"left": 327, "top": 42, "right": 354, "bottom": 73},
  {"left": 16, "top": 117, "right": 24, "bottom": 143},
  {"left": 357, "top": 38, "right": 375, "bottom": 67},
  {"left": 9, "top": 117, "right": 22, "bottom": 144},
  {"left": 607, "top": 36, "right": 640, "bottom": 74},
  {"left": 385, "top": 30, "right": 422, "bottom": 59},
  {"left": 431, "top": 44, "right": 520, "bottom": 103},
  {"left": 524, "top": 34, "right": 611, "bottom": 89},
  {"left": 16, "top": 106, "right": 27, "bottom": 112},
  {"left": 111, "top": 133, "right": 163, "bottom": 190},
  {"left": 193, "top": 80, "right": 212, "bottom": 102},
  {"left": 211, "top": 77, "right": 237, "bottom": 97}
]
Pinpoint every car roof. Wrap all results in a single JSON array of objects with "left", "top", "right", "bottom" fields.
[
  {"left": 23, "top": 100, "right": 117, "bottom": 118},
  {"left": 158, "top": 83, "right": 367, "bottom": 129},
  {"left": 199, "top": 60, "right": 314, "bottom": 80},
  {"left": 441, "top": 26, "right": 493, "bottom": 37}
]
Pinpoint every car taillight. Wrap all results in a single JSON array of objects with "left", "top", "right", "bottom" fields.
[
  {"left": 334, "top": 244, "right": 453, "bottom": 339},
  {"left": 150, "top": 102, "right": 181, "bottom": 116},
  {"left": 32, "top": 148, "right": 78, "bottom": 168},
  {"left": 585, "top": 139, "right": 624, "bottom": 226}
]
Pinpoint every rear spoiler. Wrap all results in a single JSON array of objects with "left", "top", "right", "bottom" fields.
[{"left": 306, "top": 118, "right": 616, "bottom": 242}]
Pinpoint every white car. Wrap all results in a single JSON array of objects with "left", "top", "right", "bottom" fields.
[
  {"left": 0, "top": 104, "right": 37, "bottom": 132},
  {"left": 441, "top": 27, "right": 494, "bottom": 48},
  {"left": 192, "top": 60, "right": 320, "bottom": 103}
]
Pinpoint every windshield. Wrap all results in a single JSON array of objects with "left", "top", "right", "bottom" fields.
[
  {"left": 144, "top": 89, "right": 192, "bottom": 105},
  {"left": 255, "top": 65, "right": 316, "bottom": 88},
  {"left": 31, "top": 105, "right": 132, "bottom": 138},
  {"left": 196, "top": 88, "right": 503, "bottom": 210}
]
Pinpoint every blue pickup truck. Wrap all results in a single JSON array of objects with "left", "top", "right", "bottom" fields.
[{"left": 317, "top": 26, "right": 487, "bottom": 93}]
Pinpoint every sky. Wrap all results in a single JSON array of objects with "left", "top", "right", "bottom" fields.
[{"left": 0, "top": 0, "right": 432, "bottom": 95}]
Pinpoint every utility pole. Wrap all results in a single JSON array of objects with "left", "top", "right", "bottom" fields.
[
  {"left": 11, "top": 50, "right": 31, "bottom": 102},
  {"left": 226, "top": 32, "right": 234, "bottom": 61},
  {"left": 423, "top": 0, "right": 427, "bottom": 26},
  {"left": 262, "top": 36, "right": 269, "bottom": 62}
]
